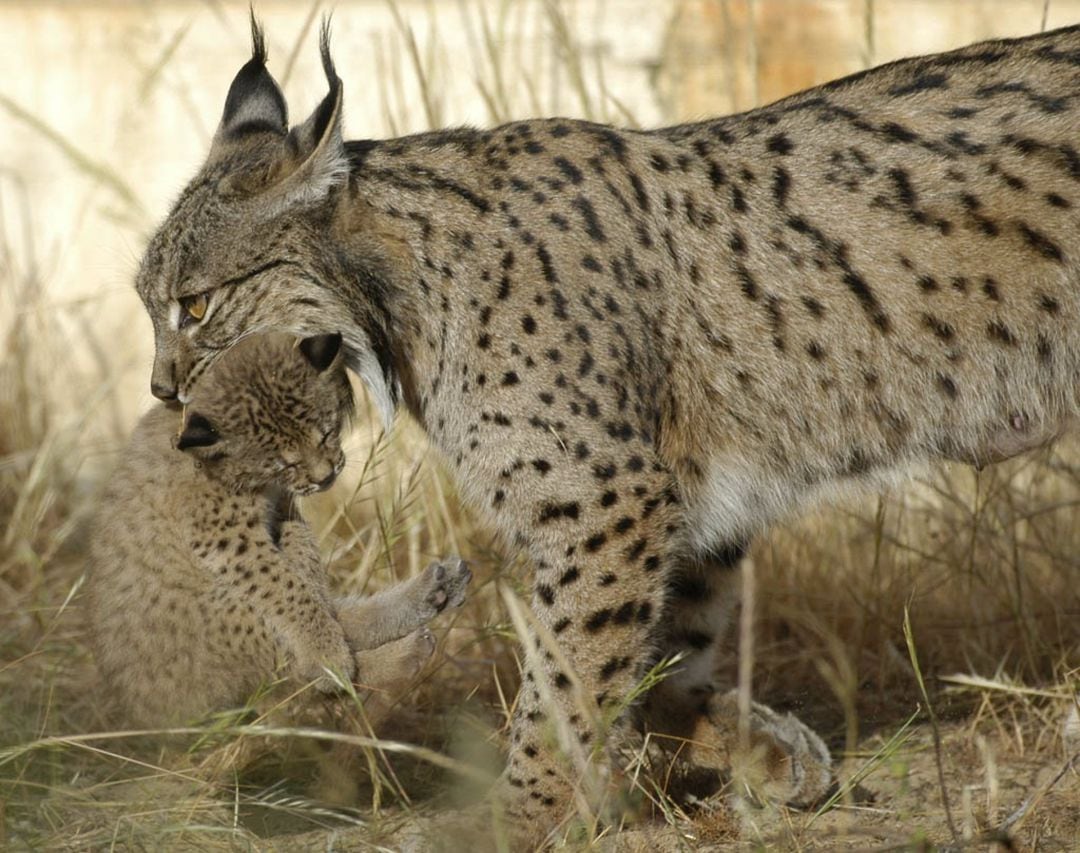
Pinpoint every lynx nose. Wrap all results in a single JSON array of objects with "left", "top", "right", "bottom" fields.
[
  {"left": 315, "top": 471, "right": 337, "bottom": 491},
  {"left": 151, "top": 382, "right": 178, "bottom": 401},
  {"left": 151, "top": 354, "right": 179, "bottom": 401}
]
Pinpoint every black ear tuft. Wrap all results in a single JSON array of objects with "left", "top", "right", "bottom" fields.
[
  {"left": 250, "top": 7, "right": 269, "bottom": 65},
  {"left": 299, "top": 333, "right": 343, "bottom": 373},
  {"left": 285, "top": 15, "right": 342, "bottom": 157},
  {"left": 307, "top": 18, "right": 342, "bottom": 144},
  {"left": 319, "top": 15, "right": 340, "bottom": 92},
  {"left": 177, "top": 413, "right": 220, "bottom": 451},
  {"left": 219, "top": 12, "right": 288, "bottom": 138}
]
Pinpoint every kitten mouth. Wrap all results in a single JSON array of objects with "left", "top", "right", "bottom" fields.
[
  {"left": 296, "top": 474, "right": 338, "bottom": 496},
  {"left": 312, "top": 471, "right": 338, "bottom": 492}
]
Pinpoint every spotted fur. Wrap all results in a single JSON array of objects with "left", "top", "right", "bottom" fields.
[
  {"left": 86, "top": 332, "right": 471, "bottom": 727},
  {"left": 135, "top": 17, "right": 1080, "bottom": 844}
]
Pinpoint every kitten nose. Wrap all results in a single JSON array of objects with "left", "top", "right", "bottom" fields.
[
  {"left": 316, "top": 471, "right": 337, "bottom": 491},
  {"left": 151, "top": 382, "right": 178, "bottom": 401}
]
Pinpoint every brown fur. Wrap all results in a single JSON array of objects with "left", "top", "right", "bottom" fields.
[
  {"left": 133, "top": 18, "right": 1080, "bottom": 846},
  {"left": 86, "top": 333, "right": 470, "bottom": 727}
]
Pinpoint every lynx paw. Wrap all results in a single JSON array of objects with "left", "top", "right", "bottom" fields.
[
  {"left": 690, "top": 689, "right": 832, "bottom": 806},
  {"left": 421, "top": 557, "right": 471, "bottom": 614}
]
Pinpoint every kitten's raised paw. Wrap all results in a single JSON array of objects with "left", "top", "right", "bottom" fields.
[{"left": 421, "top": 557, "right": 472, "bottom": 613}]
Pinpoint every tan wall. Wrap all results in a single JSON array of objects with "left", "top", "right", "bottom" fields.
[{"left": 0, "top": 0, "right": 1076, "bottom": 431}]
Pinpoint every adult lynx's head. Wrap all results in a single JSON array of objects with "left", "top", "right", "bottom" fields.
[{"left": 135, "top": 17, "right": 398, "bottom": 423}]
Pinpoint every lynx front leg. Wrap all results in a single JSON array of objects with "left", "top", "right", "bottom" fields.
[
  {"left": 352, "top": 628, "right": 437, "bottom": 694},
  {"left": 642, "top": 541, "right": 747, "bottom": 733},
  {"left": 486, "top": 458, "right": 683, "bottom": 844}
]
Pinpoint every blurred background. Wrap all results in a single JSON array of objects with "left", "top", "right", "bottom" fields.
[{"left": 2, "top": 1, "right": 1079, "bottom": 848}]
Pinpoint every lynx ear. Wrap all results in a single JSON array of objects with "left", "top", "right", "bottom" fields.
[
  {"left": 212, "top": 13, "right": 288, "bottom": 146},
  {"left": 272, "top": 19, "right": 348, "bottom": 205},
  {"left": 298, "top": 333, "right": 343, "bottom": 373},
  {"left": 176, "top": 413, "right": 220, "bottom": 451}
]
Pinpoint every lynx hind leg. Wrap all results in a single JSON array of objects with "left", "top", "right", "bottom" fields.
[
  {"left": 644, "top": 541, "right": 746, "bottom": 729},
  {"left": 690, "top": 688, "right": 832, "bottom": 807},
  {"left": 643, "top": 542, "right": 832, "bottom": 806}
]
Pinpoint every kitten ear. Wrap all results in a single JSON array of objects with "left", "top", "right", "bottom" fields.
[
  {"left": 212, "top": 13, "right": 288, "bottom": 147},
  {"left": 298, "top": 333, "right": 343, "bottom": 373},
  {"left": 176, "top": 413, "right": 220, "bottom": 451},
  {"left": 272, "top": 18, "right": 348, "bottom": 204}
]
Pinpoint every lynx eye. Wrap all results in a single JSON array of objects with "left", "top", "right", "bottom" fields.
[{"left": 178, "top": 293, "right": 209, "bottom": 328}]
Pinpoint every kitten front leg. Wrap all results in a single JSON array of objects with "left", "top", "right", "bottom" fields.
[
  {"left": 335, "top": 557, "right": 471, "bottom": 650},
  {"left": 203, "top": 500, "right": 355, "bottom": 691}
]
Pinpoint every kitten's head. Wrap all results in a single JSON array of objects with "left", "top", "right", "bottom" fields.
[{"left": 174, "top": 332, "right": 353, "bottom": 495}]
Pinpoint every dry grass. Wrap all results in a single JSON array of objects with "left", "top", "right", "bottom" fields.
[{"left": 2, "top": 1, "right": 1079, "bottom": 850}]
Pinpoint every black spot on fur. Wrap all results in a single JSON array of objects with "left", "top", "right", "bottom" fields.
[
  {"left": 922, "top": 314, "right": 955, "bottom": 340},
  {"left": 553, "top": 156, "right": 583, "bottom": 184},
  {"left": 1018, "top": 223, "right": 1064, "bottom": 262},
  {"left": 627, "top": 172, "right": 650, "bottom": 211},
  {"left": 772, "top": 166, "right": 792, "bottom": 206},
  {"left": 766, "top": 132, "right": 794, "bottom": 154},
  {"left": 1039, "top": 294, "right": 1061, "bottom": 314},
  {"left": 536, "top": 244, "right": 559, "bottom": 283},
  {"left": 539, "top": 501, "right": 580, "bottom": 523},
  {"left": 572, "top": 195, "right": 607, "bottom": 242},
  {"left": 937, "top": 373, "right": 959, "bottom": 399},
  {"left": 987, "top": 320, "right": 1017, "bottom": 345},
  {"left": 801, "top": 296, "right": 825, "bottom": 318},
  {"left": 736, "top": 264, "right": 759, "bottom": 301},
  {"left": 888, "top": 71, "right": 948, "bottom": 96},
  {"left": 585, "top": 609, "right": 612, "bottom": 632}
]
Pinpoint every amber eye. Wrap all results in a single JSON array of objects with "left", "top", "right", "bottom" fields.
[{"left": 179, "top": 293, "right": 208, "bottom": 327}]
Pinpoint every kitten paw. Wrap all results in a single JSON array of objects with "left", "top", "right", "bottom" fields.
[{"left": 421, "top": 557, "right": 472, "bottom": 613}]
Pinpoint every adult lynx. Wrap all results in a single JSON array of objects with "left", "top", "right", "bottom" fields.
[{"left": 135, "top": 18, "right": 1080, "bottom": 846}]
